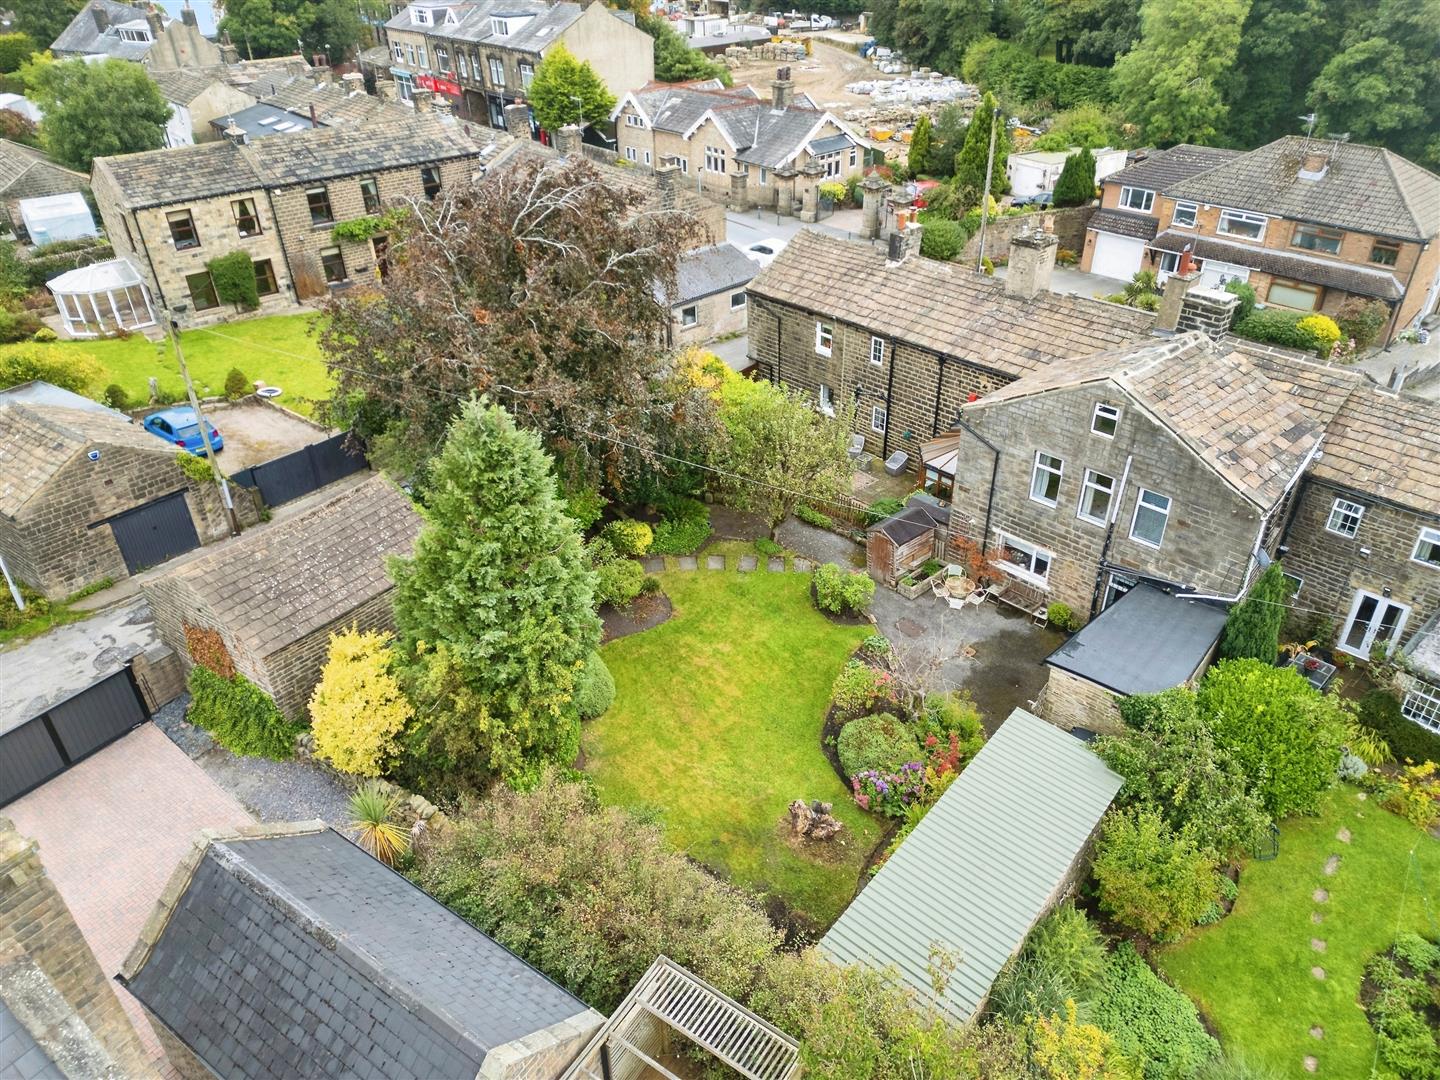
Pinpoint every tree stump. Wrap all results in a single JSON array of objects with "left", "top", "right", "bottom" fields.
[{"left": 789, "top": 799, "right": 843, "bottom": 841}]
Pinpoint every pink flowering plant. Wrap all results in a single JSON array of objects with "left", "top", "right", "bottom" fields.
[{"left": 851, "top": 762, "right": 927, "bottom": 817}]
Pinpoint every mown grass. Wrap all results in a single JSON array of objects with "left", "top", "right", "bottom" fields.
[
  {"left": 584, "top": 564, "right": 880, "bottom": 928},
  {"left": 56, "top": 313, "right": 332, "bottom": 416},
  {"left": 1159, "top": 785, "right": 1440, "bottom": 1078}
]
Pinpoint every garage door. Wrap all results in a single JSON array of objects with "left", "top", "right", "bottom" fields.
[
  {"left": 108, "top": 490, "right": 201, "bottom": 574},
  {"left": 1090, "top": 232, "right": 1146, "bottom": 281}
]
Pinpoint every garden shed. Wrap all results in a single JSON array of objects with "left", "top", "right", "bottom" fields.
[
  {"left": 46, "top": 257, "right": 157, "bottom": 338},
  {"left": 140, "top": 476, "right": 421, "bottom": 719},
  {"left": 819, "top": 708, "right": 1122, "bottom": 1023},
  {"left": 1038, "top": 583, "right": 1228, "bottom": 734},
  {"left": 865, "top": 496, "right": 949, "bottom": 585}
]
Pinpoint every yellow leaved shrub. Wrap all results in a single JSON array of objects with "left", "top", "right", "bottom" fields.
[{"left": 308, "top": 627, "right": 412, "bottom": 777}]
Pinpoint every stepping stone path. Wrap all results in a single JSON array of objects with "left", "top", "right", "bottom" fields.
[
  {"left": 1311, "top": 938, "right": 1327, "bottom": 953},
  {"left": 1313, "top": 888, "right": 1329, "bottom": 903},
  {"left": 793, "top": 558, "right": 814, "bottom": 573},
  {"left": 706, "top": 555, "right": 725, "bottom": 570},
  {"left": 1323, "top": 854, "right": 1341, "bottom": 875},
  {"left": 1304, "top": 1056, "right": 1318, "bottom": 1073},
  {"left": 642, "top": 557, "right": 665, "bottom": 573},
  {"left": 738, "top": 555, "right": 758, "bottom": 572},
  {"left": 1312, "top": 911, "right": 1324, "bottom": 924},
  {"left": 677, "top": 556, "right": 698, "bottom": 571},
  {"left": 1311, "top": 966, "right": 1326, "bottom": 980},
  {"left": 1336, "top": 827, "right": 1351, "bottom": 843},
  {"left": 1311, "top": 1027, "right": 1325, "bottom": 1040},
  {"left": 767, "top": 556, "right": 786, "bottom": 572}
]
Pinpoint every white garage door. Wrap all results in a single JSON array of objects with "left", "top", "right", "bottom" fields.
[{"left": 1090, "top": 232, "right": 1146, "bottom": 282}]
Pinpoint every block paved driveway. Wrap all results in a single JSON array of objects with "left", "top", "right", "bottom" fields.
[{"left": 6, "top": 722, "right": 253, "bottom": 1076}]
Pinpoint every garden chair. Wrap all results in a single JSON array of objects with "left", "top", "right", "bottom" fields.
[
  {"left": 847, "top": 434, "right": 866, "bottom": 461},
  {"left": 929, "top": 574, "right": 948, "bottom": 601}
]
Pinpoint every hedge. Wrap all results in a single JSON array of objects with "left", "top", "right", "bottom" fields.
[
  {"left": 1358, "top": 689, "right": 1440, "bottom": 765},
  {"left": 1232, "top": 307, "right": 1340, "bottom": 357}
]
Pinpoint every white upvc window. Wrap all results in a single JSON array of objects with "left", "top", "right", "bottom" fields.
[
  {"left": 1155, "top": 250, "right": 1181, "bottom": 276},
  {"left": 1171, "top": 201, "right": 1198, "bottom": 228},
  {"left": 644, "top": 151, "right": 651, "bottom": 165},
  {"left": 1129, "top": 488, "right": 1171, "bottom": 548},
  {"left": 1119, "top": 186, "right": 1154, "bottom": 212},
  {"left": 1091, "top": 402, "right": 1121, "bottom": 438},
  {"left": 818, "top": 382, "right": 834, "bottom": 416},
  {"left": 1403, "top": 683, "right": 1440, "bottom": 733},
  {"left": 488, "top": 57, "right": 505, "bottom": 85},
  {"left": 815, "top": 321, "right": 833, "bottom": 356},
  {"left": 1412, "top": 526, "right": 1440, "bottom": 568},
  {"left": 1029, "top": 451, "right": 1063, "bottom": 507},
  {"left": 411, "top": 5, "right": 432, "bottom": 24},
  {"left": 625, "top": 113, "right": 646, "bottom": 128},
  {"left": 679, "top": 158, "right": 688, "bottom": 173},
  {"left": 519, "top": 62, "right": 534, "bottom": 89},
  {"left": 1218, "top": 208, "right": 1267, "bottom": 241},
  {"left": 1103, "top": 572, "right": 1137, "bottom": 610},
  {"left": 417, "top": 44, "right": 427, "bottom": 68},
  {"left": 457, "top": 53, "right": 469, "bottom": 77},
  {"left": 730, "top": 291, "right": 746, "bottom": 309},
  {"left": 1326, "top": 498, "right": 1364, "bottom": 538},
  {"left": 759, "top": 168, "right": 768, "bottom": 186},
  {"left": 393, "top": 42, "right": 405, "bottom": 63},
  {"left": 871, "top": 405, "right": 887, "bottom": 434},
  {"left": 491, "top": 16, "right": 510, "bottom": 34},
  {"left": 704, "top": 145, "right": 726, "bottom": 172},
  {"left": 999, "top": 532, "right": 1053, "bottom": 583},
  {"left": 1078, "top": 469, "right": 1116, "bottom": 525},
  {"left": 406, "top": 43, "right": 416, "bottom": 64},
  {"left": 869, "top": 336, "right": 884, "bottom": 366},
  {"left": 624, "top": 146, "right": 637, "bottom": 162}
]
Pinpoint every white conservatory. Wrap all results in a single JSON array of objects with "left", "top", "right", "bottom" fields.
[{"left": 46, "top": 258, "right": 157, "bottom": 338}]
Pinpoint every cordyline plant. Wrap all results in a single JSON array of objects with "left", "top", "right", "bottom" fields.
[
  {"left": 320, "top": 155, "right": 714, "bottom": 492},
  {"left": 349, "top": 781, "right": 409, "bottom": 867}
]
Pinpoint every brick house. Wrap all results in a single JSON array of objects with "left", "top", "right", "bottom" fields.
[
  {"left": 1083, "top": 136, "right": 1440, "bottom": 343},
  {"left": 612, "top": 74, "right": 862, "bottom": 213},
  {"left": 0, "top": 397, "right": 252, "bottom": 599},
  {"left": 140, "top": 476, "right": 421, "bottom": 719},
  {"left": 745, "top": 227, "right": 1157, "bottom": 467},
  {"left": 120, "top": 822, "right": 603, "bottom": 1080},
  {"left": 91, "top": 115, "right": 500, "bottom": 327},
  {"left": 382, "top": 0, "right": 653, "bottom": 127}
]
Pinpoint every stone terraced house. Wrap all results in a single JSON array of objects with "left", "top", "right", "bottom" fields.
[
  {"left": 140, "top": 476, "right": 421, "bottom": 719},
  {"left": 91, "top": 115, "right": 504, "bottom": 327}
]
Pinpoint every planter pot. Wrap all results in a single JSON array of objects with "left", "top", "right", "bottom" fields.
[{"left": 896, "top": 576, "right": 930, "bottom": 600}]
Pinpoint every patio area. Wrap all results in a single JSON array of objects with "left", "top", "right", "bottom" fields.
[{"left": 870, "top": 584, "right": 1062, "bottom": 733}]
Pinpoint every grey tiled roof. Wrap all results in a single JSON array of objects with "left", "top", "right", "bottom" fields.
[
  {"left": 747, "top": 229, "right": 1157, "bottom": 378},
  {"left": 251, "top": 75, "right": 415, "bottom": 128},
  {"left": 965, "top": 333, "right": 1327, "bottom": 509},
  {"left": 1149, "top": 230, "right": 1405, "bottom": 300},
  {"left": 125, "top": 829, "right": 593, "bottom": 1080},
  {"left": 1102, "top": 144, "right": 1242, "bottom": 193},
  {"left": 149, "top": 68, "right": 228, "bottom": 106},
  {"left": 631, "top": 81, "right": 838, "bottom": 169},
  {"left": 94, "top": 115, "right": 492, "bottom": 209},
  {"left": 1308, "top": 384, "right": 1440, "bottom": 510},
  {"left": 145, "top": 475, "right": 421, "bottom": 657},
  {"left": 1088, "top": 207, "right": 1157, "bottom": 241},
  {"left": 50, "top": 0, "right": 166, "bottom": 58},
  {"left": 0, "top": 141, "right": 87, "bottom": 202},
  {"left": 0, "top": 999, "right": 64, "bottom": 1080},
  {"left": 0, "top": 402, "right": 164, "bottom": 518},
  {"left": 668, "top": 242, "right": 756, "bottom": 304},
  {"left": 385, "top": 0, "right": 586, "bottom": 52},
  {"left": 1164, "top": 136, "right": 1440, "bottom": 241}
]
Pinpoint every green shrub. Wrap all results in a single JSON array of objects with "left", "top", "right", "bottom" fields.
[
  {"left": 223, "top": 367, "right": 250, "bottom": 400},
  {"left": 1219, "top": 561, "right": 1290, "bottom": 662},
  {"left": 1093, "top": 942, "right": 1220, "bottom": 1080},
  {"left": 919, "top": 559, "right": 942, "bottom": 579},
  {"left": 864, "top": 497, "right": 905, "bottom": 526},
  {"left": 1027, "top": 903, "right": 1108, "bottom": 997},
  {"left": 591, "top": 542, "right": 645, "bottom": 609},
  {"left": 0, "top": 579, "right": 50, "bottom": 631},
  {"left": 562, "top": 483, "right": 606, "bottom": 529},
  {"left": 755, "top": 537, "right": 783, "bottom": 557},
  {"left": 1223, "top": 279, "right": 1256, "bottom": 324},
  {"left": 650, "top": 498, "right": 711, "bottom": 555},
  {"left": 186, "top": 665, "right": 299, "bottom": 759},
  {"left": 858, "top": 634, "right": 892, "bottom": 660},
  {"left": 1046, "top": 602, "right": 1080, "bottom": 632},
  {"left": 812, "top": 562, "right": 875, "bottom": 615},
  {"left": 1233, "top": 307, "right": 1341, "bottom": 357},
  {"left": 0, "top": 306, "right": 41, "bottom": 343},
  {"left": 1296, "top": 314, "right": 1341, "bottom": 356},
  {"left": 1334, "top": 297, "right": 1390, "bottom": 352},
  {"left": 920, "top": 219, "right": 966, "bottom": 261},
  {"left": 32, "top": 326, "right": 57, "bottom": 343},
  {"left": 920, "top": 692, "right": 984, "bottom": 748},
  {"left": 837, "top": 713, "right": 923, "bottom": 777},
  {"left": 102, "top": 383, "right": 129, "bottom": 410},
  {"left": 1392, "top": 932, "right": 1440, "bottom": 974},
  {"left": 600, "top": 519, "right": 653, "bottom": 556},
  {"left": 0, "top": 342, "right": 103, "bottom": 394},
  {"left": 174, "top": 451, "right": 214, "bottom": 484},
  {"left": 830, "top": 660, "right": 898, "bottom": 716},
  {"left": 1358, "top": 690, "right": 1440, "bottom": 765},
  {"left": 573, "top": 653, "right": 615, "bottom": 719},
  {"left": 206, "top": 250, "right": 259, "bottom": 310},
  {"left": 1093, "top": 808, "right": 1221, "bottom": 941},
  {"left": 795, "top": 504, "right": 833, "bottom": 528}
]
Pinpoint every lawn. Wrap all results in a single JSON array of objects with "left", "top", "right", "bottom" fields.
[
  {"left": 56, "top": 314, "right": 332, "bottom": 416},
  {"left": 584, "top": 560, "right": 882, "bottom": 929},
  {"left": 1159, "top": 785, "right": 1440, "bottom": 1078}
]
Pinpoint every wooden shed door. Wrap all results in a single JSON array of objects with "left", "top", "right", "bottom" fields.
[{"left": 109, "top": 490, "right": 201, "bottom": 574}]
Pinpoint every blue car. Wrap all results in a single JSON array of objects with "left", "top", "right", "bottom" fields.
[{"left": 142, "top": 407, "right": 223, "bottom": 455}]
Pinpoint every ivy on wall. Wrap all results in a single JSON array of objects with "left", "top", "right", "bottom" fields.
[{"left": 206, "top": 251, "right": 259, "bottom": 310}]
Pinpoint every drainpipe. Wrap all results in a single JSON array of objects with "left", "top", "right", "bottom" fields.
[
  {"left": 132, "top": 209, "right": 167, "bottom": 312},
  {"left": 1088, "top": 453, "right": 1132, "bottom": 618},
  {"left": 930, "top": 354, "right": 945, "bottom": 435},
  {"left": 955, "top": 416, "right": 1000, "bottom": 557},
  {"left": 881, "top": 344, "right": 896, "bottom": 458}
]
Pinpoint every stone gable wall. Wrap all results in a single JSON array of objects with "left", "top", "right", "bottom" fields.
[
  {"left": 259, "top": 589, "right": 399, "bottom": 719},
  {"left": 1035, "top": 667, "right": 1123, "bottom": 734}
]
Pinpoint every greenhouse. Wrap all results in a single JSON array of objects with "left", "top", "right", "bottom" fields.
[{"left": 46, "top": 257, "right": 157, "bottom": 338}]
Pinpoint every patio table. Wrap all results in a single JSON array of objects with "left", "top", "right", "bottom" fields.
[{"left": 1284, "top": 652, "right": 1336, "bottom": 692}]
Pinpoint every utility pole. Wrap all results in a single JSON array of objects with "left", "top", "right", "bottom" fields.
[
  {"left": 165, "top": 305, "right": 241, "bottom": 536},
  {"left": 975, "top": 105, "right": 1001, "bottom": 274}
]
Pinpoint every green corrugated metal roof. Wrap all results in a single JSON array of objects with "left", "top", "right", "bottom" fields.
[{"left": 819, "top": 708, "right": 1122, "bottom": 1023}]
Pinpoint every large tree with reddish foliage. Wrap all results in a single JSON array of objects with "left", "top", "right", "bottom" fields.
[{"left": 320, "top": 156, "right": 713, "bottom": 492}]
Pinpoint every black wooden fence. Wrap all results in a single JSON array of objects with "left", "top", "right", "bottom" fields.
[
  {"left": 231, "top": 432, "right": 367, "bottom": 509},
  {"left": 0, "top": 666, "right": 149, "bottom": 806}
]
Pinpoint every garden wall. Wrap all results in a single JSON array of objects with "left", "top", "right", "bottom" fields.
[
  {"left": 960, "top": 204, "right": 1095, "bottom": 262},
  {"left": 1035, "top": 667, "right": 1123, "bottom": 734}
]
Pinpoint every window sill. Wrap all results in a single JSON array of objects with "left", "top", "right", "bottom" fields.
[
  {"left": 1128, "top": 534, "right": 1163, "bottom": 550},
  {"left": 1076, "top": 513, "right": 1108, "bottom": 528},
  {"left": 815, "top": 348, "right": 832, "bottom": 358},
  {"left": 1324, "top": 527, "right": 1359, "bottom": 539},
  {"left": 1028, "top": 495, "right": 1059, "bottom": 509},
  {"left": 996, "top": 562, "right": 1050, "bottom": 590}
]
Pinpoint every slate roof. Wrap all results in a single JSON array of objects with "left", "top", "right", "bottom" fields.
[
  {"left": 51, "top": 0, "right": 168, "bottom": 58},
  {"left": 94, "top": 115, "right": 491, "bottom": 209},
  {"left": 0, "top": 141, "right": 87, "bottom": 203},
  {"left": 0, "top": 402, "right": 165, "bottom": 519},
  {"left": 820, "top": 708, "right": 1122, "bottom": 1023},
  {"left": 124, "top": 827, "right": 594, "bottom": 1080},
  {"left": 1164, "top": 136, "right": 1440, "bottom": 241},
  {"left": 626, "top": 81, "right": 841, "bottom": 169},
  {"left": 871, "top": 499, "right": 949, "bottom": 545},
  {"left": 144, "top": 475, "right": 421, "bottom": 658},
  {"left": 0, "top": 998, "right": 64, "bottom": 1080},
  {"left": 747, "top": 229, "right": 1157, "bottom": 378},
  {"left": 250, "top": 74, "right": 414, "bottom": 128},
  {"left": 150, "top": 68, "right": 228, "bottom": 106},
  {"left": 1149, "top": 230, "right": 1405, "bottom": 300},
  {"left": 385, "top": 0, "right": 586, "bottom": 52},
  {"left": 965, "top": 332, "right": 1326, "bottom": 510},
  {"left": 211, "top": 102, "right": 319, "bottom": 140},
  {"left": 1101, "top": 144, "right": 1243, "bottom": 193},
  {"left": 1088, "top": 207, "right": 1158, "bottom": 241},
  {"left": 1046, "top": 584, "right": 1228, "bottom": 695},
  {"left": 1307, "top": 384, "right": 1440, "bottom": 510},
  {"left": 668, "top": 242, "right": 756, "bottom": 304}
]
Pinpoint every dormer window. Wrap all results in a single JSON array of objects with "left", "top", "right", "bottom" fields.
[
  {"left": 117, "top": 26, "right": 152, "bottom": 42},
  {"left": 411, "top": 5, "right": 432, "bottom": 24},
  {"left": 490, "top": 14, "right": 533, "bottom": 36},
  {"left": 1119, "top": 186, "right": 1154, "bottom": 212},
  {"left": 491, "top": 17, "right": 510, "bottom": 34}
]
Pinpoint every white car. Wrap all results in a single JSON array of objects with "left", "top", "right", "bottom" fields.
[{"left": 744, "top": 238, "right": 786, "bottom": 268}]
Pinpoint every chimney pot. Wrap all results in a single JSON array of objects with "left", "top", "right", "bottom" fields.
[
  {"left": 1004, "top": 228, "right": 1059, "bottom": 300},
  {"left": 222, "top": 120, "right": 248, "bottom": 145},
  {"left": 412, "top": 87, "right": 433, "bottom": 113},
  {"left": 502, "top": 101, "right": 532, "bottom": 137},
  {"left": 771, "top": 66, "right": 794, "bottom": 110},
  {"left": 181, "top": 3, "right": 197, "bottom": 27},
  {"left": 92, "top": 6, "right": 110, "bottom": 32}
]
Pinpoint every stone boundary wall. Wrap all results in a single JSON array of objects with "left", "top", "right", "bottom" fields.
[{"left": 960, "top": 204, "right": 1095, "bottom": 263}]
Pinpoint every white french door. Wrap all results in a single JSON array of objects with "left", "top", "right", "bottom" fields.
[{"left": 1338, "top": 589, "right": 1410, "bottom": 659}]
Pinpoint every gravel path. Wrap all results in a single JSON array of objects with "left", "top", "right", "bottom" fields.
[
  {"left": 154, "top": 696, "right": 353, "bottom": 828},
  {"left": 774, "top": 518, "right": 866, "bottom": 568}
]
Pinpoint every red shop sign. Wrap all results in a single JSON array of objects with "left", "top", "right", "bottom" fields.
[{"left": 418, "top": 74, "right": 462, "bottom": 97}]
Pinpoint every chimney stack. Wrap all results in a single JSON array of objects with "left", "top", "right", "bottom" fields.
[
  {"left": 376, "top": 78, "right": 398, "bottom": 102},
  {"left": 219, "top": 29, "right": 239, "bottom": 63},
  {"left": 92, "top": 6, "right": 110, "bottom": 32},
  {"left": 554, "top": 123, "right": 583, "bottom": 158},
  {"left": 860, "top": 175, "right": 888, "bottom": 239},
  {"left": 341, "top": 71, "right": 365, "bottom": 94},
  {"left": 503, "top": 101, "right": 532, "bottom": 137},
  {"left": 1004, "top": 226, "right": 1059, "bottom": 300},
  {"left": 886, "top": 221, "right": 923, "bottom": 263},
  {"left": 771, "top": 66, "right": 793, "bottom": 110},
  {"left": 181, "top": 2, "right": 197, "bottom": 27},
  {"left": 145, "top": 7, "right": 165, "bottom": 37},
  {"left": 655, "top": 157, "right": 680, "bottom": 210},
  {"left": 412, "top": 87, "right": 433, "bottom": 113},
  {"left": 221, "top": 119, "right": 248, "bottom": 145},
  {"left": 312, "top": 66, "right": 333, "bottom": 88},
  {"left": 1155, "top": 266, "right": 1200, "bottom": 332}
]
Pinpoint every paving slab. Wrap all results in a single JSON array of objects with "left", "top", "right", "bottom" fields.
[
  {"left": 706, "top": 555, "right": 726, "bottom": 570},
  {"left": 676, "top": 555, "right": 698, "bottom": 571},
  {"left": 738, "top": 554, "right": 758, "bottom": 572},
  {"left": 767, "top": 556, "right": 786, "bottom": 572},
  {"left": 641, "top": 557, "right": 665, "bottom": 573},
  {"left": 793, "top": 557, "right": 815, "bottom": 573}
]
